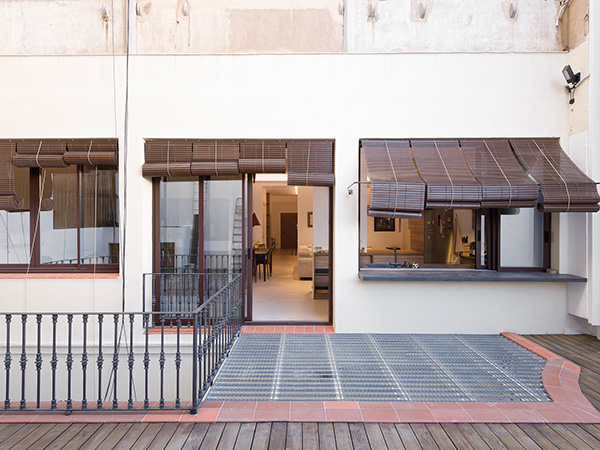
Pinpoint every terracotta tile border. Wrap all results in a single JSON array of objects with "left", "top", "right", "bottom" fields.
[
  {"left": 0, "top": 273, "right": 119, "bottom": 279},
  {"left": 240, "top": 325, "right": 334, "bottom": 333},
  {"left": 2, "top": 333, "right": 599, "bottom": 424}
]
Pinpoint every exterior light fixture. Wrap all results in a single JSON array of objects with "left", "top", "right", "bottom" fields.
[
  {"left": 102, "top": 4, "right": 110, "bottom": 20},
  {"left": 562, "top": 65, "right": 582, "bottom": 105}
]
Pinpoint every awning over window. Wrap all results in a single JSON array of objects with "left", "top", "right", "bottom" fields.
[
  {"left": 411, "top": 140, "right": 482, "bottom": 209},
  {"left": 510, "top": 139, "right": 600, "bottom": 212},
  {"left": 239, "top": 141, "right": 286, "bottom": 173},
  {"left": 13, "top": 140, "right": 67, "bottom": 168},
  {"left": 459, "top": 139, "right": 538, "bottom": 208},
  {"left": 287, "top": 141, "right": 334, "bottom": 186},
  {"left": 191, "top": 141, "right": 239, "bottom": 176},
  {"left": 142, "top": 140, "right": 192, "bottom": 177},
  {"left": 362, "top": 140, "right": 425, "bottom": 219},
  {"left": 0, "top": 141, "right": 24, "bottom": 211},
  {"left": 64, "top": 139, "right": 118, "bottom": 167}
]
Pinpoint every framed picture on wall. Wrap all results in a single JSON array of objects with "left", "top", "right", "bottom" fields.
[
  {"left": 374, "top": 217, "right": 395, "bottom": 232},
  {"left": 307, "top": 212, "right": 313, "bottom": 228}
]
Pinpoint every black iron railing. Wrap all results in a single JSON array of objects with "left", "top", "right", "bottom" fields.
[{"left": 1, "top": 273, "right": 243, "bottom": 414}]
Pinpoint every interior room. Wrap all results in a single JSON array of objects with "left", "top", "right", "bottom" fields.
[{"left": 251, "top": 174, "right": 329, "bottom": 322}]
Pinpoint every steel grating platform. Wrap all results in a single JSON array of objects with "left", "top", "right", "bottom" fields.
[{"left": 204, "top": 334, "right": 552, "bottom": 402}]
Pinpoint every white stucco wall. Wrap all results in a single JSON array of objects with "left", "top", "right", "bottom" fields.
[{"left": 0, "top": 51, "right": 582, "bottom": 333}]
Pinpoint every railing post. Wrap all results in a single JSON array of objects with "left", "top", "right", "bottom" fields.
[
  {"left": 191, "top": 309, "right": 199, "bottom": 415},
  {"left": 4, "top": 314, "right": 11, "bottom": 410}
]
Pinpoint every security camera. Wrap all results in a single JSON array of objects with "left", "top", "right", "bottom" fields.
[{"left": 562, "top": 65, "right": 581, "bottom": 86}]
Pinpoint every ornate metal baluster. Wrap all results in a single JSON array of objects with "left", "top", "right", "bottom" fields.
[
  {"left": 191, "top": 310, "right": 198, "bottom": 415},
  {"left": 112, "top": 314, "right": 119, "bottom": 410},
  {"left": 81, "top": 314, "right": 88, "bottom": 410},
  {"left": 97, "top": 314, "right": 104, "bottom": 409},
  {"left": 159, "top": 313, "right": 165, "bottom": 409},
  {"left": 4, "top": 315, "right": 11, "bottom": 409},
  {"left": 175, "top": 315, "right": 181, "bottom": 409},
  {"left": 50, "top": 314, "right": 58, "bottom": 410},
  {"left": 35, "top": 315, "right": 42, "bottom": 408},
  {"left": 128, "top": 314, "right": 134, "bottom": 410},
  {"left": 66, "top": 314, "right": 73, "bottom": 413},
  {"left": 20, "top": 315, "right": 27, "bottom": 410},
  {"left": 143, "top": 313, "right": 150, "bottom": 409}
]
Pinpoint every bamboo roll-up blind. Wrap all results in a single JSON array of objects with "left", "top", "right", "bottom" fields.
[
  {"left": 411, "top": 140, "right": 482, "bottom": 209},
  {"left": 362, "top": 140, "right": 426, "bottom": 219},
  {"left": 0, "top": 141, "right": 24, "bottom": 211},
  {"left": 142, "top": 140, "right": 192, "bottom": 177},
  {"left": 239, "top": 141, "right": 286, "bottom": 173},
  {"left": 459, "top": 139, "right": 538, "bottom": 208},
  {"left": 287, "top": 141, "right": 334, "bottom": 186},
  {"left": 510, "top": 138, "right": 600, "bottom": 213},
  {"left": 191, "top": 141, "right": 239, "bottom": 176},
  {"left": 64, "top": 139, "right": 118, "bottom": 166},
  {"left": 13, "top": 140, "right": 67, "bottom": 168}
]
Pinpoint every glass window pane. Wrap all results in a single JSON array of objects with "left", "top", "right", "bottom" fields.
[
  {"left": 500, "top": 208, "right": 544, "bottom": 267},
  {"left": 80, "top": 166, "right": 119, "bottom": 264},
  {"left": 0, "top": 167, "right": 30, "bottom": 264},
  {"left": 160, "top": 179, "right": 197, "bottom": 273},
  {"left": 40, "top": 166, "right": 78, "bottom": 265}
]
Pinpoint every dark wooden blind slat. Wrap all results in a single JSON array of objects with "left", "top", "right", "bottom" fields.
[
  {"left": 13, "top": 140, "right": 67, "bottom": 168},
  {"left": 459, "top": 139, "right": 538, "bottom": 208},
  {"left": 510, "top": 139, "right": 600, "bottom": 212},
  {"left": 142, "top": 141, "right": 192, "bottom": 177},
  {"left": 411, "top": 139, "right": 482, "bottom": 209},
  {"left": 191, "top": 141, "right": 239, "bottom": 176},
  {"left": 362, "top": 140, "right": 426, "bottom": 219},
  {"left": 0, "top": 141, "right": 24, "bottom": 211},
  {"left": 287, "top": 141, "right": 334, "bottom": 186},
  {"left": 63, "top": 139, "right": 118, "bottom": 166},
  {"left": 239, "top": 141, "right": 286, "bottom": 173}
]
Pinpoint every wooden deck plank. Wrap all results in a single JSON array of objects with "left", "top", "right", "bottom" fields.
[
  {"left": 94, "top": 423, "right": 134, "bottom": 450},
  {"left": 364, "top": 423, "right": 387, "bottom": 450},
  {"left": 250, "top": 422, "right": 271, "bottom": 450},
  {"left": 163, "top": 423, "right": 195, "bottom": 450},
  {"left": 44, "top": 423, "right": 90, "bottom": 450},
  {"left": 131, "top": 423, "right": 167, "bottom": 450},
  {"left": 73, "top": 423, "right": 118, "bottom": 450},
  {"left": 232, "top": 423, "right": 256, "bottom": 450},
  {"left": 285, "top": 423, "right": 302, "bottom": 450},
  {"left": 516, "top": 424, "right": 560, "bottom": 450},
  {"left": 348, "top": 423, "right": 370, "bottom": 450},
  {"left": 199, "top": 422, "right": 226, "bottom": 450},
  {"left": 556, "top": 424, "right": 600, "bottom": 450},
  {"left": 216, "top": 423, "right": 242, "bottom": 450},
  {"left": 303, "top": 423, "right": 319, "bottom": 450},
  {"left": 410, "top": 424, "right": 439, "bottom": 450},
  {"left": 182, "top": 423, "right": 211, "bottom": 450},
  {"left": 2, "top": 423, "right": 45, "bottom": 449},
  {"left": 111, "top": 424, "right": 150, "bottom": 450},
  {"left": 394, "top": 424, "right": 421, "bottom": 449},
  {"left": 427, "top": 424, "right": 458, "bottom": 449},
  {"left": 267, "top": 422, "right": 287, "bottom": 450},
  {"left": 579, "top": 424, "right": 600, "bottom": 442},
  {"left": 532, "top": 424, "right": 589, "bottom": 450},
  {"left": 25, "top": 423, "right": 72, "bottom": 450},
  {"left": 8, "top": 423, "right": 56, "bottom": 449},
  {"left": 0, "top": 423, "right": 26, "bottom": 442},
  {"left": 316, "top": 423, "right": 336, "bottom": 450},
  {"left": 439, "top": 424, "right": 470, "bottom": 450},
  {"left": 62, "top": 424, "right": 104, "bottom": 450},
  {"left": 456, "top": 423, "right": 497, "bottom": 450},
  {"left": 498, "top": 424, "right": 541, "bottom": 450},
  {"left": 469, "top": 424, "right": 508, "bottom": 450},
  {"left": 333, "top": 423, "right": 353, "bottom": 450},
  {"left": 379, "top": 423, "right": 405, "bottom": 450},
  {"left": 148, "top": 423, "right": 180, "bottom": 450}
]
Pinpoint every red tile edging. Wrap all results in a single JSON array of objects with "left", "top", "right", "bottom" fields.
[{"left": 2, "top": 332, "right": 599, "bottom": 424}]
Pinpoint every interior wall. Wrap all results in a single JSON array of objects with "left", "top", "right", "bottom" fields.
[
  {"left": 297, "top": 187, "right": 313, "bottom": 249},
  {"left": 313, "top": 187, "right": 329, "bottom": 250},
  {"left": 270, "top": 195, "right": 297, "bottom": 248}
]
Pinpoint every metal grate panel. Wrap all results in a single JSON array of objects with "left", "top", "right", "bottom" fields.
[{"left": 204, "top": 334, "right": 551, "bottom": 402}]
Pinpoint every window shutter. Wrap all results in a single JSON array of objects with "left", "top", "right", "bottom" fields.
[
  {"left": 287, "top": 141, "right": 334, "bottom": 186},
  {"left": 459, "top": 139, "right": 538, "bottom": 208},
  {"left": 239, "top": 140, "right": 286, "bottom": 173},
  {"left": 510, "top": 138, "right": 600, "bottom": 212},
  {"left": 142, "top": 140, "right": 192, "bottom": 177},
  {"left": 191, "top": 141, "right": 239, "bottom": 176},
  {"left": 0, "top": 141, "right": 24, "bottom": 211},
  {"left": 362, "top": 140, "right": 425, "bottom": 219},
  {"left": 64, "top": 139, "right": 118, "bottom": 166},
  {"left": 13, "top": 140, "right": 67, "bottom": 168}
]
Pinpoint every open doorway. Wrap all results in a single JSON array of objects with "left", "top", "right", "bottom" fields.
[{"left": 249, "top": 175, "right": 330, "bottom": 323}]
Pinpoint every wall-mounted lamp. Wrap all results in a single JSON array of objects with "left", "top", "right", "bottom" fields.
[
  {"left": 252, "top": 213, "right": 261, "bottom": 227},
  {"left": 102, "top": 4, "right": 110, "bottom": 20},
  {"left": 562, "top": 64, "right": 582, "bottom": 104}
]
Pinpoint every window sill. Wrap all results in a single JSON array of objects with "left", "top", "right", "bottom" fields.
[
  {"left": 358, "top": 269, "right": 586, "bottom": 283},
  {"left": 0, "top": 273, "right": 120, "bottom": 279}
]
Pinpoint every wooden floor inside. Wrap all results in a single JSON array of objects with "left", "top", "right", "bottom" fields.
[{"left": 1, "top": 334, "right": 599, "bottom": 449}]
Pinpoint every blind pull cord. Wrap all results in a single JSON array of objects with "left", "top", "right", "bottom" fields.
[
  {"left": 261, "top": 142, "right": 265, "bottom": 173},
  {"left": 434, "top": 141, "right": 454, "bottom": 209},
  {"left": 305, "top": 142, "right": 311, "bottom": 186},
  {"left": 533, "top": 140, "right": 571, "bottom": 211},
  {"left": 484, "top": 141, "right": 513, "bottom": 208},
  {"left": 35, "top": 141, "right": 43, "bottom": 168},
  {"left": 166, "top": 141, "right": 172, "bottom": 178},
  {"left": 214, "top": 140, "right": 219, "bottom": 177},
  {"left": 385, "top": 141, "right": 399, "bottom": 217},
  {"left": 87, "top": 140, "right": 94, "bottom": 166}
]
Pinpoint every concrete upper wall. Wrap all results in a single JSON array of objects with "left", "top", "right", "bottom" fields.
[{"left": 0, "top": 0, "right": 583, "bottom": 55}]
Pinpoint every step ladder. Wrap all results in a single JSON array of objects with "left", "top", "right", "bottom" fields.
[{"left": 231, "top": 197, "right": 243, "bottom": 273}]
